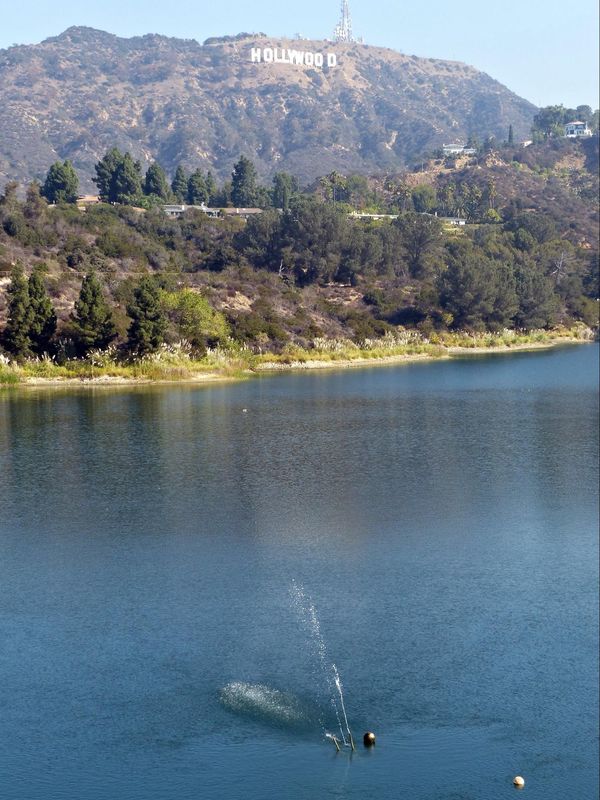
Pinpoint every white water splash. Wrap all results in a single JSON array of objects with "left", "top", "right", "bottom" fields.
[{"left": 220, "top": 681, "right": 305, "bottom": 724}]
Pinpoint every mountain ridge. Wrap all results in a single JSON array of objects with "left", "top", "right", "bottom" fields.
[{"left": 0, "top": 27, "right": 537, "bottom": 190}]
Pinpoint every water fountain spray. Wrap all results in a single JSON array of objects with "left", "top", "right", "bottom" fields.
[
  {"left": 290, "top": 581, "right": 355, "bottom": 751},
  {"left": 332, "top": 664, "right": 355, "bottom": 750}
]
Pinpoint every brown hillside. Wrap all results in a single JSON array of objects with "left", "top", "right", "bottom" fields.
[{"left": 0, "top": 28, "right": 536, "bottom": 190}]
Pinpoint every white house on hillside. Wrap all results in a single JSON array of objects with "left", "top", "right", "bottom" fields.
[
  {"left": 162, "top": 204, "right": 263, "bottom": 220},
  {"left": 564, "top": 121, "right": 592, "bottom": 138},
  {"left": 443, "top": 143, "right": 478, "bottom": 156}
]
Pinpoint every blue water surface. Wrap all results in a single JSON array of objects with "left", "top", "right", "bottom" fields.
[{"left": 0, "top": 344, "right": 598, "bottom": 799}]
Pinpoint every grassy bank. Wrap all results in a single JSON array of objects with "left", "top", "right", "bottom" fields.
[
  {"left": 253, "top": 326, "right": 595, "bottom": 370},
  {"left": 0, "top": 326, "right": 595, "bottom": 386}
]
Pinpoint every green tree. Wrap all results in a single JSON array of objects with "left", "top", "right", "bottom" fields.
[
  {"left": 205, "top": 172, "right": 217, "bottom": 204},
  {"left": 280, "top": 196, "right": 350, "bottom": 285},
  {"left": 93, "top": 149, "right": 142, "bottom": 204},
  {"left": 3, "top": 264, "right": 33, "bottom": 358},
  {"left": 532, "top": 105, "right": 567, "bottom": 138},
  {"left": 346, "top": 174, "right": 373, "bottom": 209},
  {"left": 94, "top": 148, "right": 124, "bottom": 202},
  {"left": 489, "top": 261, "right": 519, "bottom": 329},
  {"left": 514, "top": 262, "right": 558, "bottom": 329},
  {"left": 41, "top": 160, "right": 79, "bottom": 204},
  {"left": 144, "top": 162, "right": 170, "bottom": 200},
  {"left": 384, "top": 175, "right": 412, "bottom": 212},
  {"left": 234, "top": 210, "right": 284, "bottom": 270},
  {"left": 575, "top": 105, "right": 593, "bottom": 124},
  {"left": 127, "top": 276, "right": 167, "bottom": 356},
  {"left": 272, "top": 172, "right": 298, "bottom": 211},
  {"left": 71, "top": 272, "right": 117, "bottom": 355},
  {"left": 211, "top": 181, "right": 232, "bottom": 208},
  {"left": 583, "top": 252, "right": 599, "bottom": 299},
  {"left": 162, "top": 289, "right": 230, "bottom": 352},
  {"left": 437, "top": 182, "right": 457, "bottom": 216},
  {"left": 171, "top": 165, "right": 188, "bottom": 202},
  {"left": 483, "top": 178, "right": 497, "bottom": 210},
  {"left": 508, "top": 124, "right": 514, "bottom": 145},
  {"left": 411, "top": 184, "right": 437, "bottom": 214},
  {"left": 394, "top": 212, "right": 442, "bottom": 278},
  {"left": 28, "top": 266, "right": 57, "bottom": 355},
  {"left": 231, "top": 156, "right": 260, "bottom": 207},
  {"left": 112, "top": 153, "right": 142, "bottom": 203},
  {"left": 438, "top": 243, "right": 500, "bottom": 329},
  {"left": 460, "top": 183, "right": 484, "bottom": 221},
  {"left": 187, "top": 170, "right": 208, "bottom": 205},
  {"left": 508, "top": 212, "right": 557, "bottom": 245},
  {"left": 319, "top": 171, "right": 349, "bottom": 204}
]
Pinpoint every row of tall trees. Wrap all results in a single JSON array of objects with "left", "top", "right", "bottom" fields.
[
  {"left": 3, "top": 265, "right": 57, "bottom": 357},
  {"left": 1, "top": 267, "right": 230, "bottom": 361},
  {"left": 1, "top": 266, "right": 115, "bottom": 358},
  {"left": 40, "top": 150, "right": 302, "bottom": 210}
]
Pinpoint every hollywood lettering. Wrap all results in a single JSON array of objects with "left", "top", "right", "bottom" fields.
[{"left": 250, "top": 48, "right": 338, "bottom": 68}]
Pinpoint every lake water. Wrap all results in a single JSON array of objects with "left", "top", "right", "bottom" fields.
[{"left": 0, "top": 345, "right": 598, "bottom": 800}]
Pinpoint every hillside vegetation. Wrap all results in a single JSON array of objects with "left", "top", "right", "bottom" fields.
[{"left": 0, "top": 135, "right": 597, "bottom": 383}]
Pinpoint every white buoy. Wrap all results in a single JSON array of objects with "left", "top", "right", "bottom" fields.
[{"left": 513, "top": 776, "right": 525, "bottom": 788}]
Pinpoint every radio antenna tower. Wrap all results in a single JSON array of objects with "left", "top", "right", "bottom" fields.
[{"left": 333, "top": 0, "right": 355, "bottom": 43}]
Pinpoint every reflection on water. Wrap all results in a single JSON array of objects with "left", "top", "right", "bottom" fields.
[{"left": 0, "top": 345, "right": 598, "bottom": 800}]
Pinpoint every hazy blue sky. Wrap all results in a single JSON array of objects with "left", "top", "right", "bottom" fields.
[{"left": 1, "top": 0, "right": 598, "bottom": 108}]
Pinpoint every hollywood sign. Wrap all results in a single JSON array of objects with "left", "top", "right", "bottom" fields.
[{"left": 250, "top": 47, "right": 338, "bottom": 69}]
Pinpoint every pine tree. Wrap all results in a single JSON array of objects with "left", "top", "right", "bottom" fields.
[
  {"left": 508, "top": 124, "right": 514, "bottom": 146},
  {"left": 171, "top": 165, "right": 188, "bottom": 202},
  {"left": 126, "top": 276, "right": 167, "bottom": 356},
  {"left": 112, "top": 154, "right": 142, "bottom": 204},
  {"left": 187, "top": 170, "right": 208, "bottom": 205},
  {"left": 41, "top": 160, "right": 79, "bottom": 204},
  {"left": 205, "top": 172, "right": 217, "bottom": 205},
  {"left": 3, "top": 264, "right": 33, "bottom": 358},
  {"left": 71, "top": 272, "right": 117, "bottom": 355},
  {"left": 28, "top": 267, "right": 57, "bottom": 355},
  {"left": 231, "top": 156, "right": 259, "bottom": 207},
  {"left": 144, "top": 162, "right": 170, "bottom": 200},
  {"left": 94, "top": 148, "right": 124, "bottom": 202}
]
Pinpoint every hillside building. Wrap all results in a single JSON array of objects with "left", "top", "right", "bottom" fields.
[
  {"left": 162, "top": 204, "right": 262, "bottom": 220},
  {"left": 564, "top": 121, "right": 592, "bottom": 138},
  {"left": 443, "top": 143, "right": 477, "bottom": 156}
]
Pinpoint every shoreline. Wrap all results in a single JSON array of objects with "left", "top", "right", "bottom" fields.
[
  {"left": 1, "top": 336, "right": 593, "bottom": 388},
  {"left": 18, "top": 372, "right": 235, "bottom": 387},
  {"left": 255, "top": 338, "right": 589, "bottom": 373}
]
